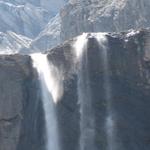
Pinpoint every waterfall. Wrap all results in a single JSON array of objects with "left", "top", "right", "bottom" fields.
[
  {"left": 96, "top": 34, "right": 115, "bottom": 150},
  {"left": 74, "top": 33, "right": 115, "bottom": 150},
  {"left": 31, "top": 53, "right": 60, "bottom": 150},
  {"left": 74, "top": 33, "right": 95, "bottom": 150},
  {"left": 30, "top": 33, "right": 115, "bottom": 150}
]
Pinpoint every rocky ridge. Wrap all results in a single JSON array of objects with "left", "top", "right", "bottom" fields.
[
  {"left": 0, "top": 31, "right": 31, "bottom": 54},
  {"left": 61, "top": 0, "right": 150, "bottom": 41},
  {"left": 0, "top": 0, "right": 67, "bottom": 54},
  {"left": 0, "top": 0, "right": 150, "bottom": 54}
]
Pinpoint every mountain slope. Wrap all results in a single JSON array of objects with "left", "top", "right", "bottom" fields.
[
  {"left": 60, "top": 0, "right": 150, "bottom": 40},
  {"left": 0, "top": 31, "right": 31, "bottom": 54},
  {"left": 30, "top": 14, "right": 61, "bottom": 52},
  {"left": 2, "top": 0, "right": 67, "bottom": 14},
  {"left": 0, "top": 0, "right": 150, "bottom": 53},
  {"left": 0, "top": 0, "right": 68, "bottom": 53},
  {"left": 0, "top": 0, "right": 67, "bottom": 38},
  {"left": 0, "top": 1, "right": 51, "bottom": 38}
]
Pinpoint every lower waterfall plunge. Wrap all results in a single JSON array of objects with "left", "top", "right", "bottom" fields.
[
  {"left": 31, "top": 53, "right": 60, "bottom": 150},
  {"left": 74, "top": 33, "right": 95, "bottom": 150},
  {"left": 74, "top": 33, "right": 115, "bottom": 150},
  {"left": 96, "top": 34, "right": 115, "bottom": 150}
]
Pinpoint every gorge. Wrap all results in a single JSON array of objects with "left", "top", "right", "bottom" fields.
[{"left": 0, "top": 29, "right": 150, "bottom": 150}]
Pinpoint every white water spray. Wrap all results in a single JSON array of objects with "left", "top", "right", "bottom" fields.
[
  {"left": 74, "top": 33, "right": 88, "bottom": 60},
  {"left": 96, "top": 34, "right": 115, "bottom": 150},
  {"left": 31, "top": 53, "right": 61, "bottom": 150},
  {"left": 31, "top": 53, "right": 64, "bottom": 103},
  {"left": 74, "top": 33, "right": 95, "bottom": 150}
]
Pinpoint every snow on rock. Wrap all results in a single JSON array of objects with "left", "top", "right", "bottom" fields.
[
  {"left": 0, "top": 31, "right": 32, "bottom": 54},
  {"left": 0, "top": 0, "right": 67, "bottom": 15},
  {"left": 0, "top": 1, "right": 51, "bottom": 38},
  {"left": 30, "top": 14, "right": 61, "bottom": 52},
  {"left": 0, "top": 0, "right": 68, "bottom": 53},
  {"left": 61, "top": 0, "right": 150, "bottom": 41}
]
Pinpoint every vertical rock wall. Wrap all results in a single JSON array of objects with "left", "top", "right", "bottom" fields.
[
  {"left": 0, "top": 55, "right": 45, "bottom": 150},
  {"left": 0, "top": 29, "right": 150, "bottom": 150},
  {"left": 48, "top": 29, "right": 150, "bottom": 150}
]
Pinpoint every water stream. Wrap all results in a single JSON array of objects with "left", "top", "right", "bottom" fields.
[
  {"left": 31, "top": 53, "right": 60, "bottom": 150},
  {"left": 96, "top": 34, "right": 115, "bottom": 150}
]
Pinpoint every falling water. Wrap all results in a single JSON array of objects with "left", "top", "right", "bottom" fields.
[
  {"left": 31, "top": 53, "right": 60, "bottom": 150},
  {"left": 74, "top": 33, "right": 95, "bottom": 150},
  {"left": 96, "top": 34, "right": 115, "bottom": 150}
]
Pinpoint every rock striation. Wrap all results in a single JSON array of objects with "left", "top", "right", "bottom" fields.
[
  {"left": 61, "top": 0, "right": 150, "bottom": 41},
  {"left": 0, "top": 29, "right": 150, "bottom": 150},
  {"left": 0, "top": 0, "right": 68, "bottom": 53},
  {"left": 30, "top": 14, "right": 61, "bottom": 52},
  {"left": 0, "top": 1, "right": 51, "bottom": 38},
  {"left": 0, "top": 31, "right": 32, "bottom": 54},
  {"left": 1, "top": 0, "right": 150, "bottom": 53},
  {"left": 0, "top": 54, "right": 45, "bottom": 150},
  {"left": 47, "top": 29, "right": 150, "bottom": 150}
]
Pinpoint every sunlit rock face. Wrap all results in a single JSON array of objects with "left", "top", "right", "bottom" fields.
[
  {"left": 4, "top": 0, "right": 67, "bottom": 14},
  {"left": 30, "top": 15, "right": 61, "bottom": 52},
  {"left": 0, "top": 29, "right": 150, "bottom": 150},
  {"left": 0, "top": 31, "right": 32, "bottom": 54},
  {"left": 0, "top": 1, "right": 51, "bottom": 38},
  {"left": 0, "top": 0, "right": 67, "bottom": 38},
  {"left": 61, "top": 0, "right": 150, "bottom": 41},
  {"left": 0, "top": 0, "right": 68, "bottom": 53}
]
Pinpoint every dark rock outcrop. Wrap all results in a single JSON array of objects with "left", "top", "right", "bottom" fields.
[
  {"left": 0, "top": 29, "right": 150, "bottom": 150},
  {"left": 0, "top": 54, "right": 45, "bottom": 150},
  {"left": 47, "top": 29, "right": 150, "bottom": 150}
]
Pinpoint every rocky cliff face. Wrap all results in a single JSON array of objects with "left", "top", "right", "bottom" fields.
[
  {"left": 3, "top": 0, "right": 67, "bottom": 14},
  {"left": 61, "top": 0, "right": 150, "bottom": 41},
  {"left": 0, "top": 29, "right": 150, "bottom": 150},
  {"left": 0, "top": 55, "right": 45, "bottom": 150},
  {"left": 47, "top": 29, "right": 150, "bottom": 150},
  {"left": 0, "top": 0, "right": 67, "bottom": 37},
  {"left": 0, "top": 1, "right": 51, "bottom": 38},
  {"left": 0, "top": 31, "right": 32, "bottom": 54},
  {"left": 0, "top": 0, "right": 68, "bottom": 53},
  {"left": 29, "top": 0, "right": 150, "bottom": 52},
  {"left": 1, "top": 0, "right": 150, "bottom": 54},
  {"left": 30, "top": 14, "right": 61, "bottom": 52}
]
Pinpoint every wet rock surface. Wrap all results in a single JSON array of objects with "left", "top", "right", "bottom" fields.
[
  {"left": 0, "top": 29, "right": 150, "bottom": 150},
  {"left": 48, "top": 29, "right": 150, "bottom": 150}
]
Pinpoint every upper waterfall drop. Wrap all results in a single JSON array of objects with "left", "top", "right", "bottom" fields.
[
  {"left": 31, "top": 53, "right": 64, "bottom": 103},
  {"left": 96, "top": 34, "right": 116, "bottom": 150},
  {"left": 31, "top": 53, "right": 60, "bottom": 150},
  {"left": 73, "top": 33, "right": 88, "bottom": 60}
]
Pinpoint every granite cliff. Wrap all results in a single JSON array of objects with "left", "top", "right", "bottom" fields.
[
  {"left": 0, "top": 29, "right": 150, "bottom": 150},
  {"left": 0, "top": 0, "right": 150, "bottom": 53},
  {"left": 31, "top": 0, "right": 150, "bottom": 52},
  {"left": 0, "top": 54, "right": 45, "bottom": 150},
  {"left": 0, "top": 0, "right": 67, "bottom": 53},
  {"left": 61, "top": 0, "right": 150, "bottom": 41}
]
